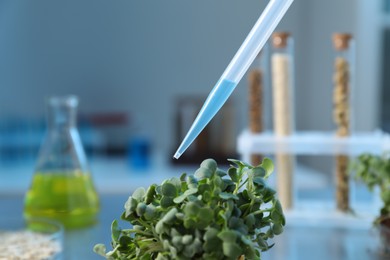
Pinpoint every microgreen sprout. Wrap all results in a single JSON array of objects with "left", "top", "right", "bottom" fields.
[
  {"left": 350, "top": 153, "right": 390, "bottom": 223},
  {"left": 94, "top": 158, "right": 285, "bottom": 260}
]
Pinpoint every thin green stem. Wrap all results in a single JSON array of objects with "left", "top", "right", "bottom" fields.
[
  {"left": 234, "top": 167, "right": 247, "bottom": 194},
  {"left": 236, "top": 179, "right": 248, "bottom": 192},
  {"left": 138, "top": 219, "right": 159, "bottom": 238},
  {"left": 252, "top": 208, "right": 272, "bottom": 216},
  {"left": 122, "top": 229, "right": 152, "bottom": 237}
]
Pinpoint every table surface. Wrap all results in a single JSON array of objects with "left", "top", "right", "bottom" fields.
[{"left": 1, "top": 194, "right": 388, "bottom": 260}]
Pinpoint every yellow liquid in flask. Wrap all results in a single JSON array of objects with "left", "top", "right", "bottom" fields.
[{"left": 24, "top": 172, "right": 99, "bottom": 229}]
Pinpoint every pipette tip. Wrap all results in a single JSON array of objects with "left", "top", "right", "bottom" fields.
[{"left": 173, "top": 151, "right": 181, "bottom": 159}]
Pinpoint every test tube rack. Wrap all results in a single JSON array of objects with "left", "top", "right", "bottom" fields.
[
  {"left": 237, "top": 130, "right": 390, "bottom": 223},
  {"left": 237, "top": 130, "right": 390, "bottom": 161}
]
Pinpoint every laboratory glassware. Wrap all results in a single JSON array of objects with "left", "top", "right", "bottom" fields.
[
  {"left": 332, "top": 33, "right": 354, "bottom": 212},
  {"left": 24, "top": 96, "right": 99, "bottom": 229},
  {"left": 248, "top": 45, "right": 270, "bottom": 166},
  {"left": 271, "top": 32, "right": 295, "bottom": 209}
]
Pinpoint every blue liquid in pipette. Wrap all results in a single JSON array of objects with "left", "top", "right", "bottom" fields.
[{"left": 174, "top": 79, "right": 237, "bottom": 159}]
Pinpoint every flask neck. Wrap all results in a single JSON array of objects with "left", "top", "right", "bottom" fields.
[{"left": 46, "top": 96, "right": 78, "bottom": 129}]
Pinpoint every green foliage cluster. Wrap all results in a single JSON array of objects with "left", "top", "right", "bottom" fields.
[
  {"left": 94, "top": 158, "right": 285, "bottom": 260},
  {"left": 351, "top": 153, "right": 390, "bottom": 222}
]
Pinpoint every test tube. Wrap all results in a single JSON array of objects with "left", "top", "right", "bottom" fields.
[
  {"left": 272, "top": 32, "right": 295, "bottom": 135},
  {"left": 333, "top": 33, "right": 354, "bottom": 136},
  {"left": 271, "top": 32, "right": 295, "bottom": 209},
  {"left": 248, "top": 45, "right": 270, "bottom": 166},
  {"left": 332, "top": 33, "right": 354, "bottom": 212}
]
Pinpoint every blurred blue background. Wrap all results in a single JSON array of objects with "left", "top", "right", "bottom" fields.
[{"left": 0, "top": 0, "right": 387, "bottom": 165}]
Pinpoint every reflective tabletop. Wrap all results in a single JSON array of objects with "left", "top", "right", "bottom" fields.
[{"left": 0, "top": 194, "right": 388, "bottom": 260}]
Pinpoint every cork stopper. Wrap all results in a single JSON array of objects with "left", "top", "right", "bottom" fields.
[
  {"left": 272, "top": 32, "right": 290, "bottom": 49},
  {"left": 333, "top": 33, "right": 353, "bottom": 51}
]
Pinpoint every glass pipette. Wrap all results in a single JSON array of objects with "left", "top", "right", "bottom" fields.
[{"left": 174, "top": 0, "right": 294, "bottom": 159}]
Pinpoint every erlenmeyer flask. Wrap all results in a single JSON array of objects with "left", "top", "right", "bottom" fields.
[{"left": 24, "top": 96, "right": 99, "bottom": 229}]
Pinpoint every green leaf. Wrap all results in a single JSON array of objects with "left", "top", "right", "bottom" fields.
[
  {"left": 213, "top": 188, "right": 222, "bottom": 197},
  {"left": 262, "top": 187, "right": 277, "bottom": 203},
  {"left": 156, "top": 253, "right": 169, "bottom": 260},
  {"left": 239, "top": 203, "right": 250, "bottom": 212},
  {"left": 272, "top": 200, "right": 285, "bottom": 224},
  {"left": 169, "top": 177, "right": 182, "bottom": 190},
  {"left": 271, "top": 210, "right": 282, "bottom": 223},
  {"left": 119, "top": 235, "right": 132, "bottom": 247},
  {"left": 218, "top": 230, "right": 237, "bottom": 243},
  {"left": 184, "top": 218, "right": 196, "bottom": 229},
  {"left": 223, "top": 200, "right": 234, "bottom": 220},
  {"left": 198, "top": 207, "right": 213, "bottom": 223},
  {"left": 162, "top": 208, "right": 178, "bottom": 224},
  {"left": 155, "top": 185, "right": 162, "bottom": 195},
  {"left": 145, "top": 184, "right": 157, "bottom": 204},
  {"left": 266, "top": 228, "right": 275, "bottom": 239},
  {"left": 204, "top": 227, "right": 219, "bottom": 241},
  {"left": 170, "top": 228, "right": 181, "bottom": 237},
  {"left": 222, "top": 242, "right": 242, "bottom": 259},
  {"left": 203, "top": 191, "right": 212, "bottom": 202},
  {"left": 228, "top": 216, "right": 247, "bottom": 234},
  {"left": 195, "top": 220, "right": 210, "bottom": 230},
  {"left": 186, "top": 175, "right": 198, "bottom": 185},
  {"left": 253, "top": 177, "right": 266, "bottom": 188},
  {"left": 183, "top": 238, "right": 202, "bottom": 258},
  {"left": 256, "top": 235, "right": 269, "bottom": 250},
  {"left": 201, "top": 158, "right": 218, "bottom": 173},
  {"left": 156, "top": 208, "right": 178, "bottom": 233},
  {"left": 242, "top": 189, "right": 250, "bottom": 200},
  {"left": 219, "top": 192, "right": 239, "bottom": 201},
  {"left": 172, "top": 235, "right": 183, "bottom": 247},
  {"left": 195, "top": 167, "right": 213, "bottom": 180},
  {"left": 228, "top": 159, "right": 251, "bottom": 168},
  {"left": 180, "top": 173, "right": 187, "bottom": 181},
  {"left": 244, "top": 244, "right": 258, "bottom": 259},
  {"left": 133, "top": 225, "right": 144, "bottom": 231},
  {"left": 175, "top": 212, "right": 185, "bottom": 220},
  {"left": 228, "top": 168, "right": 239, "bottom": 182},
  {"left": 155, "top": 220, "right": 165, "bottom": 234},
  {"left": 182, "top": 234, "right": 193, "bottom": 245},
  {"left": 93, "top": 244, "right": 107, "bottom": 256},
  {"left": 184, "top": 201, "right": 201, "bottom": 217},
  {"left": 111, "top": 220, "right": 121, "bottom": 242},
  {"left": 132, "top": 187, "right": 146, "bottom": 201},
  {"left": 198, "top": 183, "right": 211, "bottom": 194},
  {"left": 173, "top": 188, "right": 198, "bottom": 204},
  {"left": 244, "top": 214, "right": 255, "bottom": 229},
  {"left": 124, "top": 197, "right": 138, "bottom": 217},
  {"left": 173, "top": 193, "right": 187, "bottom": 204},
  {"left": 249, "top": 167, "right": 266, "bottom": 178},
  {"left": 136, "top": 202, "right": 147, "bottom": 216},
  {"left": 232, "top": 206, "right": 242, "bottom": 218},
  {"left": 203, "top": 231, "right": 222, "bottom": 253},
  {"left": 161, "top": 182, "right": 177, "bottom": 197},
  {"left": 240, "top": 235, "right": 252, "bottom": 246},
  {"left": 223, "top": 179, "right": 236, "bottom": 193},
  {"left": 144, "top": 204, "right": 156, "bottom": 220},
  {"left": 272, "top": 223, "right": 284, "bottom": 235},
  {"left": 261, "top": 158, "right": 274, "bottom": 178},
  {"left": 140, "top": 254, "right": 152, "bottom": 260},
  {"left": 160, "top": 196, "right": 174, "bottom": 208},
  {"left": 213, "top": 176, "right": 223, "bottom": 188},
  {"left": 216, "top": 169, "right": 227, "bottom": 177}
]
